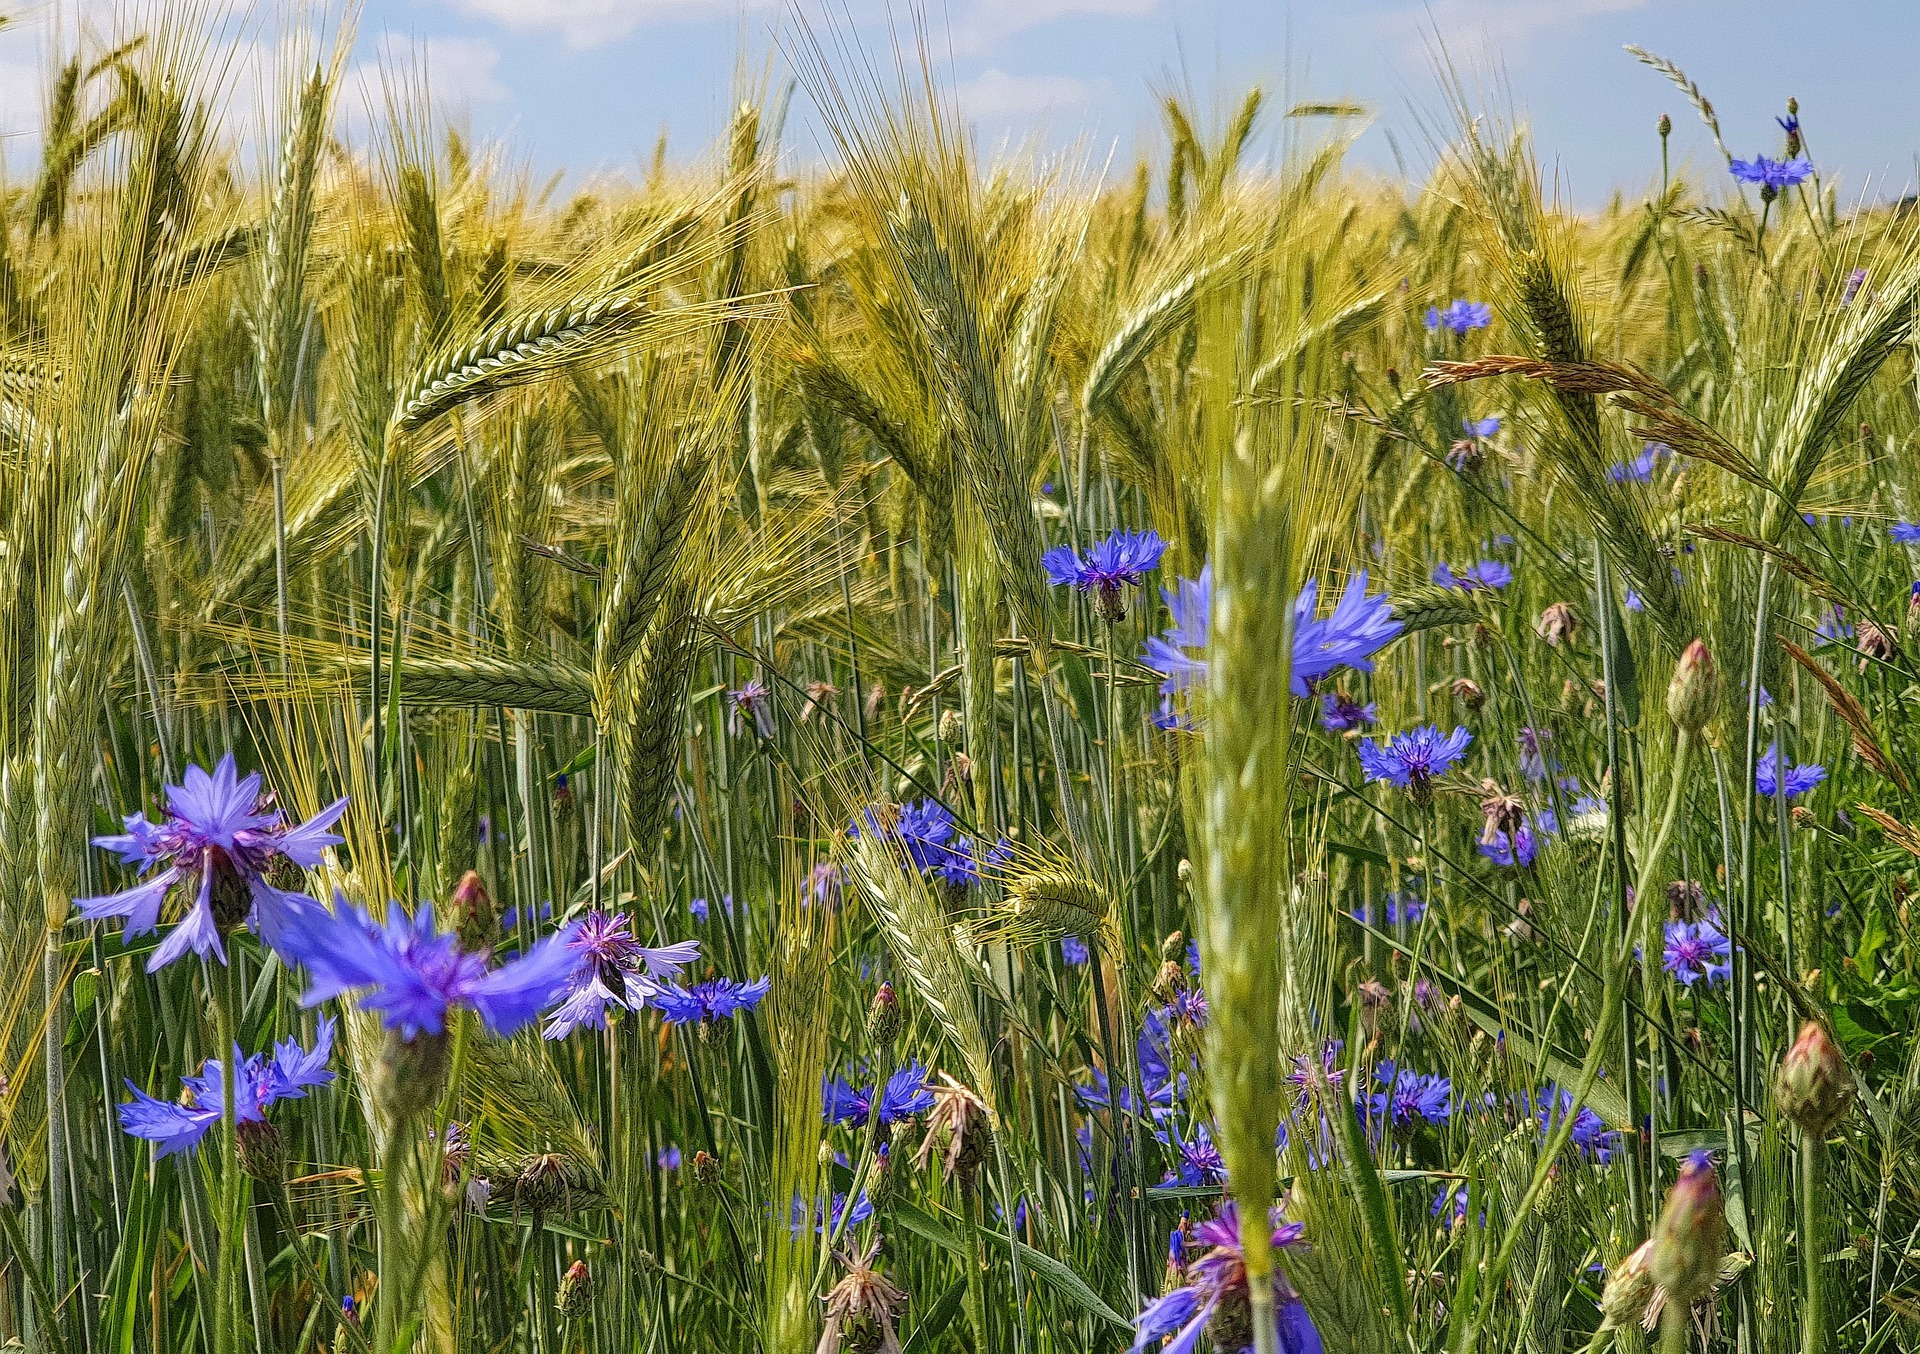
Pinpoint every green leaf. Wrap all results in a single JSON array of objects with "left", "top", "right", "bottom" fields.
[
  {"left": 889, "top": 1201, "right": 1130, "bottom": 1329},
  {"left": 902, "top": 1278, "right": 967, "bottom": 1354}
]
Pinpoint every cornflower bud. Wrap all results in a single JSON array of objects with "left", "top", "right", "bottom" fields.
[
  {"left": 1600, "top": 1239, "right": 1656, "bottom": 1329},
  {"left": 448, "top": 870, "right": 496, "bottom": 952},
  {"left": 866, "top": 982, "right": 900, "bottom": 1047},
  {"left": 237, "top": 1119, "right": 285, "bottom": 1183},
  {"left": 1667, "top": 639, "right": 1718, "bottom": 734},
  {"left": 1649, "top": 1154, "right": 1727, "bottom": 1305},
  {"left": 556, "top": 1261, "right": 593, "bottom": 1318},
  {"left": 1774, "top": 1020, "right": 1854, "bottom": 1137},
  {"left": 375, "top": 1030, "right": 450, "bottom": 1123},
  {"left": 1657, "top": 113, "right": 1672, "bottom": 139},
  {"left": 937, "top": 709, "right": 964, "bottom": 746},
  {"left": 690, "top": 1150, "right": 720, "bottom": 1187}
]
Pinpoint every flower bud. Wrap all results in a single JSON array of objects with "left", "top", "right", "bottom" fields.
[
  {"left": 375, "top": 1030, "right": 450, "bottom": 1122},
  {"left": 1657, "top": 113, "right": 1672, "bottom": 139},
  {"left": 1451, "top": 677, "right": 1486, "bottom": 712},
  {"left": 1600, "top": 1239, "right": 1656, "bottom": 1329},
  {"left": 1774, "top": 1020, "right": 1854, "bottom": 1137},
  {"left": 1666, "top": 639, "right": 1718, "bottom": 733},
  {"left": 690, "top": 1150, "right": 720, "bottom": 1187},
  {"left": 866, "top": 982, "right": 901, "bottom": 1048},
  {"left": 937, "top": 709, "right": 964, "bottom": 746},
  {"left": 1649, "top": 1154, "right": 1727, "bottom": 1305},
  {"left": 556, "top": 1261, "right": 593, "bottom": 1319},
  {"left": 237, "top": 1119, "right": 285, "bottom": 1183},
  {"left": 448, "top": 870, "right": 497, "bottom": 952}
]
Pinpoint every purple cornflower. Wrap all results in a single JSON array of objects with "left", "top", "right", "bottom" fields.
[
  {"left": 658, "top": 1145, "right": 682, "bottom": 1171},
  {"left": 650, "top": 975, "right": 771, "bottom": 1026},
  {"left": 1425, "top": 299, "right": 1493, "bottom": 336},
  {"left": 1608, "top": 443, "right": 1666, "bottom": 483},
  {"left": 1356, "top": 725, "right": 1472, "bottom": 801},
  {"left": 1535, "top": 1086, "right": 1619, "bottom": 1163},
  {"left": 1318, "top": 689, "right": 1376, "bottom": 731},
  {"left": 728, "top": 680, "right": 774, "bottom": 737},
  {"left": 1889, "top": 522, "right": 1920, "bottom": 543},
  {"left": 1624, "top": 588, "right": 1644, "bottom": 613},
  {"left": 1351, "top": 893, "right": 1425, "bottom": 926},
  {"left": 1060, "top": 934, "right": 1090, "bottom": 966},
  {"left": 1366, "top": 1062, "right": 1452, "bottom": 1129},
  {"left": 1130, "top": 1202, "right": 1318, "bottom": 1354},
  {"left": 1478, "top": 822, "right": 1538, "bottom": 868},
  {"left": 1756, "top": 744, "right": 1826, "bottom": 799},
  {"left": 791, "top": 1189, "right": 873, "bottom": 1237},
  {"left": 1292, "top": 570, "right": 1403, "bottom": 696},
  {"left": 1730, "top": 154, "right": 1812, "bottom": 191},
  {"left": 78, "top": 754, "right": 346, "bottom": 972},
  {"left": 1158, "top": 1121, "right": 1227, "bottom": 1187},
  {"left": 277, "top": 896, "right": 577, "bottom": 1038},
  {"left": 542, "top": 909, "right": 701, "bottom": 1039},
  {"left": 1517, "top": 726, "right": 1553, "bottom": 781},
  {"left": 1043, "top": 529, "right": 1167, "bottom": 621},
  {"left": 1432, "top": 559, "right": 1513, "bottom": 592},
  {"left": 822, "top": 1061, "right": 936, "bottom": 1129},
  {"left": 1143, "top": 566, "right": 1402, "bottom": 722},
  {"left": 1462, "top": 415, "right": 1501, "bottom": 439},
  {"left": 1662, "top": 918, "right": 1732, "bottom": 988},
  {"left": 119, "top": 1017, "right": 336, "bottom": 1159},
  {"left": 689, "top": 894, "right": 734, "bottom": 922},
  {"left": 1286, "top": 1040, "right": 1345, "bottom": 1095},
  {"left": 1841, "top": 268, "right": 1868, "bottom": 306},
  {"left": 1815, "top": 605, "right": 1853, "bottom": 642},
  {"left": 808, "top": 861, "right": 842, "bottom": 907}
]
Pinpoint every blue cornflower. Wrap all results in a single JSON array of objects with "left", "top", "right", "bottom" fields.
[
  {"left": 852, "top": 799, "right": 990, "bottom": 886},
  {"left": 1130, "top": 1203, "right": 1318, "bottom": 1354},
  {"left": 791, "top": 1189, "right": 873, "bottom": 1237},
  {"left": 1431, "top": 1184, "right": 1470, "bottom": 1226},
  {"left": 651, "top": 975, "right": 771, "bottom": 1026},
  {"left": 1352, "top": 893, "right": 1425, "bottom": 926},
  {"left": 1624, "top": 588, "right": 1644, "bottom": 613},
  {"left": 1425, "top": 299, "right": 1493, "bottom": 336},
  {"left": 1756, "top": 744, "right": 1826, "bottom": 799},
  {"left": 1060, "top": 934, "right": 1090, "bottom": 966},
  {"left": 78, "top": 754, "right": 346, "bottom": 972},
  {"left": 1891, "top": 522, "right": 1920, "bottom": 543},
  {"left": 822, "top": 1061, "right": 936, "bottom": 1129},
  {"left": 1842, "top": 268, "right": 1868, "bottom": 307},
  {"left": 1356, "top": 725, "right": 1472, "bottom": 802},
  {"left": 1462, "top": 415, "right": 1501, "bottom": 439},
  {"left": 1608, "top": 443, "right": 1667, "bottom": 483},
  {"left": 1478, "top": 822, "right": 1538, "bottom": 869},
  {"left": 1815, "top": 605, "right": 1853, "bottom": 642},
  {"left": 1432, "top": 560, "right": 1513, "bottom": 592},
  {"left": 1043, "top": 529, "right": 1167, "bottom": 620},
  {"left": 1517, "top": 726, "right": 1554, "bottom": 781},
  {"left": 1366, "top": 1062, "right": 1452, "bottom": 1129},
  {"left": 1535, "top": 1086, "right": 1619, "bottom": 1163},
  {"left": 658, "top": 1145, "right": 682, "bottom": 1171},
  {"left": 277, "top": 896, "right": 577, "bottom": 1039},
  {"left": 1662, "top": 918, "right": 1732, "bottom": 988},
  {"left": 1730, "top": 154, "right": 1812, "bottom": 190},
  {"left": 1078, "top": 1007, "right": 1183, "bottom": 1112},
  {"left": 1157, "top": 1120, "right": 1226, "bottom": 1187},
  {"left": 1318, "top": 689, "right": 1377, "bottom": 731},
  {"left": 119, "top": 1017, "right": 336, "bottom": 1159},
  {"left": 1143, "top": 567, "right": 1403, "bottom": 724},
  {"left": 542, "top": 909, "right": 701, "bottom": 1039}
]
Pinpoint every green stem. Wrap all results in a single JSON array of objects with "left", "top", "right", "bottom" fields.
[
  {"left": 1799, "top": 1128, "right": 1828, "bottom": 1354},
  {"left": 1464, "top": 730, "right": 1694, "bottom": 1351},
  {"left": 960, "top": 1191, "right": 992, "bottom": 1354},
  {"left": 0, "top": 1202, "right": 68, "bottom": 1354},
  {"left": 213, "top": 961, "right": 242, "bottom": 1354},
  {"left": 1659, "top": 1300, "right": 1691, "bottom": 1354},
  {"left": 268, "top": 1182, "right": 372, "bottom": 1354}
]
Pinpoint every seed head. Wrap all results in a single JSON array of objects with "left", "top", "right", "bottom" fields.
[
  {"left": 1666, "top": 639, "right": 1718, "bottom": 733},
  {"left": 1535, "top": 601, "right": 1578, "bottom": 647},
  {"left": 690, "top": 1150, "right": 720, "bottom": 1188},
  {"left": 1600, "top": 1239, "right": 1657, "bottom": 1329},
  {"left": 1649, "top": 1154, "right": 1727, "bottom": 1304},
  {"left": 1774, "top": 1020, "right": 1854, "bottom": 1137}
]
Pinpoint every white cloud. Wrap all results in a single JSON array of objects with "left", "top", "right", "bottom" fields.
[
  {"left": 352, "top": 32, "right": 511, "bottom": 110},
  {"left": 955, "top": 68, "right": 1100, "bottom": 121},
  {"left": 1374, "top": 0, "right": 1653, "bottom": 59},
  {"left": 438, "top": 0, "right": 774, "bottom": 50}
]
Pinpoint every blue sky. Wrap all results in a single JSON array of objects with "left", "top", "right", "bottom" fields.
[{"left": 1, "top": 2, "right": 1913, "bottom": 207}]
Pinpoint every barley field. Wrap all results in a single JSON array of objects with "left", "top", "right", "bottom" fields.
[{"left": 0, "top": 7, "right": 1911, "bottom": 1354}]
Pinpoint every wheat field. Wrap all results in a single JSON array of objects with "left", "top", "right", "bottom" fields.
[{"left": 0, "top": 7, "right": 1911, "bottom": 1354}]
